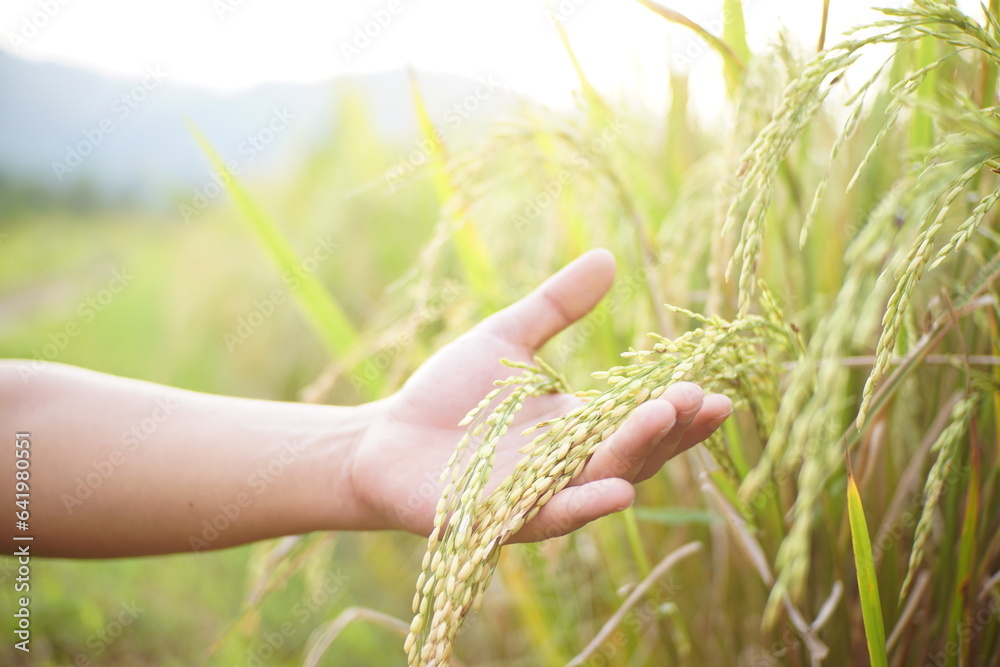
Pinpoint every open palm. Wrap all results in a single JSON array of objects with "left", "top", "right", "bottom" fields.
[{"left": 350, "top": 250, "right": 733, "bottom": 542}]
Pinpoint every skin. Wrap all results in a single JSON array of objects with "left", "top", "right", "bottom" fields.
[{"left": 0, "top": 249, "right": 732, "bottom": 558}]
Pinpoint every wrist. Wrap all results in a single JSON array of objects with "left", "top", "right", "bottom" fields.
[
  {"left": 339, "top": 394, "right": 422, "bottom": 534},
  {"left": 342, "top": 396, "right": 399, "bottom": 531},
  {"left": 216, "top": 396, "right": 388, "bottom": 541},
  {"left": 298, "top": 398, "right": 388, "bottom": 533}
]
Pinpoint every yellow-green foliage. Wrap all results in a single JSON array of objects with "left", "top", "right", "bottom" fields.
[
  {"left": 396, "top": 2, "right": 1000, "bottom": 664},
  {"left": 3, "top": 1, "right": 1000, "bottom": 665}
]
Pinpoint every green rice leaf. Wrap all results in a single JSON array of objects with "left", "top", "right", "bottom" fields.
[
  {"left": 946, "top": 444, "right": 980, "bottom": 662},
  {"left": 847, "top": 463, "right": 889, "bottom": 667},
  {"left": 408, "top": 70, "right": 497, "bottom": 301},
  {"left": 187, "top": 121, "right": 359, "bottom": 360},
  {"left": 636, "top": 0, "right": 744, "bottom": 88},
  {"left": 722, "top": 0, "right": 750, "bottom": 92}
]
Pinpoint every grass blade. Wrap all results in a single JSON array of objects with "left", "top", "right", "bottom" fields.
[
  {"left": 527, "top": 114, "right": 588, "bottom": 260},
  {"left": 947, "top": 442, "right": 980, "bottom": 662},
  {"left": 187, "top": 122, "right": 359, "bottom": 359},
  {"left": 847, "top": 459, "right": 889, "bottom": 667},
  {"left": 722, "top": 0, "right": 750, "bottom": 92},
  {"left": 635, "top": 0, "right": 744, "bottom": 86},
  {"left": 549, "top": 9, "right": 609, "bottom": 114},
  {"left": 500, "top": 554, "right": 568, "bottom": 666},
  {"left": 566, "top": 542, "right": 703, "bottom": 667},
  {"left": 408, "top": 70, "right": 497, "bottom": 302}
]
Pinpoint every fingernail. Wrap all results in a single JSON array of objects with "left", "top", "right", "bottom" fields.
[
  {"left": 666, "top": 382, "right": 704, "bottom": 417},
  {"left": 616, "top": 497, "right": 634, "bottom": 512},
  {"left": 708, "top": 409, "right": 734, "bottom": 431},
  {"left": 656, "top": 420, "right": 676, "bottom": 439},
  {"left": 672, "top": 381, "right": 703, "bottom": 400}
]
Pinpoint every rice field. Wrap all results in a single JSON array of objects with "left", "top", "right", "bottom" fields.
[{"left": 2, "top": 1, "right": 1000, "bottom": 665}]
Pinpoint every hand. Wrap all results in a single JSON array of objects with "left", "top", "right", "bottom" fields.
[{"left": 349, "top": 249, "right": 733, "bottom": 542}]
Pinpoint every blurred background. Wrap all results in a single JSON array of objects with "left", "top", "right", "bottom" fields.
[{"left": 0, "top": 0, "right": 991, "bottom": 665}]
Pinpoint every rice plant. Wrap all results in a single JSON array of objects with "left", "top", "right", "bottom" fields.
[
  {"left": 181, "top": 1, "right": 1000, "bottom": 664},
  {"left": 387, "top": 2, "right": 1000, "bottom": 664}
]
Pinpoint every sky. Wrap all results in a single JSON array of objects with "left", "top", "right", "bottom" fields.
[{"left": 0, "top": 0, "right": 984, "bottom": 109}]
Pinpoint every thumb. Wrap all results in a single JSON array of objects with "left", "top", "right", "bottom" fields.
[{"left": 477, "top": 249, "right": 616, "bottom": 352}]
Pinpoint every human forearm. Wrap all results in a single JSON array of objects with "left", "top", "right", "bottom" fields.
[
  {"left": 0, "top": 251, "right": 734, "bottom": 559},
  {"left": 0, "top": 361, "right": 380, "bottom": 557}
]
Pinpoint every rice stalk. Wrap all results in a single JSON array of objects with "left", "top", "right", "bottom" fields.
[
  {"left": 725, "top": 0, "right": 1000, "bottom": 315},
  {"left": 565, "top": 541, "right": 703, "bottom": 667},
  {"left": 899, "top": 391, "right": 983, "bottom": 600},
  {"left": 722, "top": 2, "right": 1000, "bottom": 613},
  {"left": 406, "top": 312, "right": 786, "bottom": 664},
  {"left": 857, "top": 161, "right": 983, "bottom": 428},
  {"left": 395, "top": 3, "right": 1000, "bottom": 663}
]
